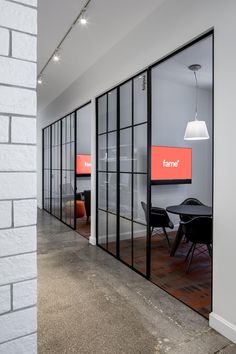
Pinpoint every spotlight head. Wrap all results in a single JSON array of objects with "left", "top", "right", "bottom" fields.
[
  {"left": 80, "top": 9, "right": 87, "bottom": 25},
  {"left": 80, "top": 17, "right": 87, "bottom": 25},
  {"left": 37, "top": 76, "right": 43, "bottom": 85},
  {"left": 53, "top": 50, "right": 60, "bottom": 62}
]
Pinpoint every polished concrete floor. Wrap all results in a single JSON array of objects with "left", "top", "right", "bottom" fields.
[{"left": 37, "top": 209, "right": 236, "bottom": 354}]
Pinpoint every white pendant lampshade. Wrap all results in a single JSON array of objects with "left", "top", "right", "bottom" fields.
[
  {"left": 184, "top": 64, "right": 210, "bottom": 141},
  {"left": 184, "top": 120, "right": 209, "bottom": 140}
]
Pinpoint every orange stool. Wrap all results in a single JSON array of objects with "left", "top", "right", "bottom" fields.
[{"left": 65, "top": 200, "right": 85, "bottom": 218}]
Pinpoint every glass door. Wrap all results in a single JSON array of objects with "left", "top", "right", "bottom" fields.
[
  {"left": 43, "top": 126, "right": 51, "bottom": 213},
  {"left": 51, "top": 121, "right": 61, "bottom": 219},
  {"left": 61, "top": 113, "right": 75, "bottom": 228},
  {"left": 75, "top": 103, "right": 92, "bottom": 239},
  {"left": 96, "top": 71, "right": 149, "bottom": 277}
]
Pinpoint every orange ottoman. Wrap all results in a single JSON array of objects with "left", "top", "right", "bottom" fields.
[{"left": 65, "top": 200, "right": 85, "bottom": 218}]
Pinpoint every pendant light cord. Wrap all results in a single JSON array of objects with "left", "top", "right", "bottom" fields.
[{"left": 194, "top": 70, "right": 198, "bottom": 120}]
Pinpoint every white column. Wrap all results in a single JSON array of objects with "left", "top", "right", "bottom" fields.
[{"left": 0, "top": 0, "right": 37, "bottom": 352}]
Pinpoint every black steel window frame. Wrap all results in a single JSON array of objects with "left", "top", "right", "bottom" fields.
[
  {"left": 42, "top": 101, "right": 91, "bottom": 230},
  {"left": 96, "top": 71, "right": 149, "bottom": 278},
  {"left": 95, "top": 29, "right": 214, "bottom": 291}
]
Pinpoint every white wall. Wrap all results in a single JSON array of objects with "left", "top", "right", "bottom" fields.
[
  {"left": 0, "top": 0, "right": 37, "bottom": 351},
  {"left": 151, "top": 76, "right": 212, "bottom": 226},
  {"left": 38, "top": 0, "right": 236, "bottom": 343}
]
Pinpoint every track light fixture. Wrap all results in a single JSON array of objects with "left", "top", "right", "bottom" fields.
[
  {"left": 37, "top": 75, "right": 43, "bottom": 85},
  {"left": 53, "top": 49, "right": 60, "bottom": 62},
  {"left": 37, "top": 0, "right": 92, "bottom": 87},
  {"left": 80, "top": 9, "right": 88, "bottom": 25}
]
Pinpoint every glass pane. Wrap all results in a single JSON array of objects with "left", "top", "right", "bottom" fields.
[
  {"left": 120, "top": 173, "right": 132, "bottom": 219},
  {"left": 108, "top": 173, "right": 116, "bottom": 213},
  {"left": 133, "top": 222, "right": 146, "bottom": 275},
  {"left": 98, "top": 95, "right": 107, "bottom": 134},
  {"left": 98, "top": 134, "right": 107, "bottom": 171},
  {"left": 120, "top": 128, "right": 132, "bottom": 172},
  {"left": 98, "top": 172, "right": 107, "bottom": 210},
  {"left": 133, "top": 124, "right": 147, "bottom": 173},
  {"left": 119, "top": 217, "right": 132, "bottom": 266},
  {"left": 133, "top": 174, "right": 147, "bottom": 224},
  {"left": 43, "top": 127, "right": 51, "bottom": 212},
  {"left": 107, "top": 213, "right": 116, "bottom": 256},
  {"left": 108, "top": 89, "right": 117, "bottom": 132},
  {"left": 120, "top": 81, "right": 132, "bottom": 129},
  {"left": 133, "top": 73, "right": 147, "bottom": 125},
  {"left": 107, "top": 132, "right": 116, "bottom": 172},
  {"left": 98, "top": 210, "right": 107, "bottom": 248}
]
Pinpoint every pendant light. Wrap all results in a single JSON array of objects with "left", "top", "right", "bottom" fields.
[{"left": 184, "top": 64, "right": 209, "bottom": 140}]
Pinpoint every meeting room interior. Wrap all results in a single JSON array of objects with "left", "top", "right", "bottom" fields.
[{"left": 97, "top": 33, "right": 213, "bottom": 318}]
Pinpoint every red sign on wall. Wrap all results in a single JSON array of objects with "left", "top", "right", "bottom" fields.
[
  {"left": 151, "top": 146, "right": 192, "bottom": 182},
  {"left": 76, "top": 154, "right": 91, "bottom": 175}
]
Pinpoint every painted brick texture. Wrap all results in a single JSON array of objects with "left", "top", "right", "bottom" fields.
[{"left": 0, "top": 0, "right": 37, "bottom": 351}]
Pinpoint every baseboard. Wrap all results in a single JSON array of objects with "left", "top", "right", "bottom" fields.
[{"left": 209, "top": 312, "right": 236, "bottom": 344}]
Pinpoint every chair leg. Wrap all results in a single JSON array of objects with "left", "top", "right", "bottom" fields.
[
  {"left": 163, "top": 228, "right": 171, "bottom": 251},
  {"left": 207, "top": 244, "right": 212, "bottom": 258},
  {"left": 185, "top": 242, "right": 194, "bottom": 262},
  {"left": 186, "top": 243, "right": 196, "bottom": 273}
]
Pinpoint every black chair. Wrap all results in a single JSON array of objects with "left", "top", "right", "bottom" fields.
[
  {"left": 180, "top": 217, "right": 212, "bottom": 273},
  {"left": 180, "top": 198, "right": 205, "bottom": 223},
  {"left": 141, "top": 201, "right": 174, "bottom": 250},
  {"left": 83, "top": 190, "right": 91, "bottom": 223}
]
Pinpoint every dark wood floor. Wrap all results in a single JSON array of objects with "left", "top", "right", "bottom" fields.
[
  {"left": 76, "top": 217, "right": 90, "bottom": 239},
  {"left": 103, "top": 231, "right": 211, "bottom": 318}
]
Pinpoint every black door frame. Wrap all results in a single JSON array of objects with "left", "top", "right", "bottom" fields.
[
  {"left": 42, "top": 100, "right": 91, "bottom": 230},
  {"left": 95, "top": 29, "right": 214, "bottom": 314}
]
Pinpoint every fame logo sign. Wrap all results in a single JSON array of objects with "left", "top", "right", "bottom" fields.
[{"left": 151, "top": 146, "right": 192, "bottom": 181}]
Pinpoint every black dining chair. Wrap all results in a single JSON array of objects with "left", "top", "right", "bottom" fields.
[
  {"left": 180, "top": 216, "right": 212, "bottom": 273},
  {"left": 141, "top": 201, "right": 174, "bottom": 250},
  {"left": 179, "top": 198, "right": 205, "bottom": 223}
]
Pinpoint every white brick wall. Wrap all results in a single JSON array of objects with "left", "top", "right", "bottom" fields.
[
  {"left": 0, "top": 56, "right": 36, "bottom": 88},
  {"left": 12, "top": 31, "right": 37, "bottom": 62},
  {"left": 0, "top": 85, "right": 36, "bottom": 115},
  {"left": 0, "top": 253, "right": 36, "bottom": 286},
  {"left": 11, "top": 117, "right": 36, "bottom": 144},
  {"left": 13, "top": 199, "right": 37, "bottom": 226},
  {"left": 0, "top": 201, "right": 12, "bottom": 228},
  {"left": 0, "top": 28, "right": 9, "bottom": 55},
  {"left": 0, "top": 0, "right": 37, "bottom": 34},
  {"left": 0, "top": 333, "right": 37, "bottom": 354},
  {"left": 13, "top": 279, "right": 37, "bottom": 310},
  {"left": 0, "top": 226, "right": 36, "bottom": 257},
  {"left": 0, "top": 307, "right": 37, "bottom": 343},
  {"left": 0, "top": 145, "right": 36, "bottom": 171},
  {"left": 0, "top": 285, "right": 11, "bottom": 315},
  {"left": 0, "top": 173, "right": 36, "bottom": 199},
  {"left": 0, "top": 116, "right": 9, "bottom": 142},
  {"left": 0, "top": 0, "right": 37, "bottom": 350}
]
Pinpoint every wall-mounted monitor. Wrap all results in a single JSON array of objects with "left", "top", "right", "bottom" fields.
[
  {"left": 76, "top": 154, "right": 91, "bottom": 176},
  {"left": 151, "top": 146, "right": 192, "bottom": 185}
]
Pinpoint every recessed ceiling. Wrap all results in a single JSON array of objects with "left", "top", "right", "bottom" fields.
[{"left": 37, "top": 0, "right": 166, "bottom": 111}]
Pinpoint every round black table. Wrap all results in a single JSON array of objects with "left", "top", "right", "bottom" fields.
[
  {"left": 166, "top": 205, "right": 212, "bottom": 217},
  {"left": 166, "top": 204, "right": 212, "bottom": 256}
]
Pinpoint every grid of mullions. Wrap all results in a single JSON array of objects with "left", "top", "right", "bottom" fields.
[
  {"left": 43, "top": 113, "right": 75, "bottom": 228},
  {"left": 43, "top": 127, "right": 51, "bottom": 212},
  {"left": 97, "top": 73, "right": 148, "bottom": 276}
]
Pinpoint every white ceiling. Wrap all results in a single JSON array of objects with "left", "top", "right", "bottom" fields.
[
  {"left": 37, "top": 0, "right": 166, "bottom": 111},
  {"left": 152, "top": 36, "right": 213, "bottom": 89}
]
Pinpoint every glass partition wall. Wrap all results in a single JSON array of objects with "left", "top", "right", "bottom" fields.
[
  {"left": 96, "top": 31, "right": 213, "bottom": 317},
  {"left": 97, "top": 72, "right": 149, "bottom": 276},
  {"left": 43, "top": 102, "right": 91, "bottom": 232},
  {"left": 76, "top": 103, "right": 92, "bottom": 238}
]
